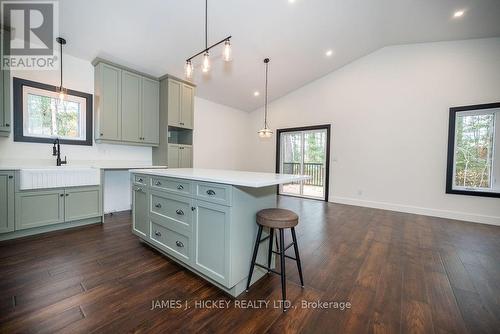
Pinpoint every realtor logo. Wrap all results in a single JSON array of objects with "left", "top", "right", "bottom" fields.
[{"left": 1, "top": 1, "right": 59, "bottom": 69}]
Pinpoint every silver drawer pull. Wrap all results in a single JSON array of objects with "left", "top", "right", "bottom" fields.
[
  {"left": 154, "top": 231, "right": 161, "bottom": 237},
  {"left": 137, "top": 178, "right": 143, "bottom": 182},
  {"left": 177, "top": 184, "right": 184, "bottom": 190},
  {"left": 155, "top": 181, "right": 162, "bottom": 186},
  {"left": 176, "top": 209, "right": 184, "bottom": 216},
  {"left": 206, "top": 189, "right": 216, "bottom": 196},
  {"left": 175, "top": 241, "right": 184, "bottom": 247},
  {"left": 155, "top": 203, "right": 162, "bottom": 209}
]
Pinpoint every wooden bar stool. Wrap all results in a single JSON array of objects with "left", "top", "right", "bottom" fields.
[{"left": 245, "top": 208, "right": 304, "bottom": 312}]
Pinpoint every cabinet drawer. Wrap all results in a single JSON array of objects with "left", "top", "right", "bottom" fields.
[
  {"left": 151, "top": 176, "right": 191, "bottom": 195},
  {"left": 134, "top": 174, "right": 148, "bottom": 186},
  {"left": 150, "top": 191, "right": 192, "bottom": 232},
  {"left": 150, "top": 221, "right": 190, "bottom": 263},
  {"left": 195, "top": 182, "right": 232, "bottom": 206}
]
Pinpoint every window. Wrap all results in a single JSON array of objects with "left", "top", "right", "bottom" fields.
[
  {"left": 447, "top": 103, "right": 500, "bottom": 198},
  {"left": 13, "top": 78, "right": 93, "bottom": 145}
]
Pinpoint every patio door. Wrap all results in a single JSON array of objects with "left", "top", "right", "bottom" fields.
[{"left": 277, "top": 125, "right": 330, "bottom": 201}]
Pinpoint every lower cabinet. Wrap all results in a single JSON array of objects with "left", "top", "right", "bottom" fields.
[
  {"left": 132, "top": 185, "right": 149, "bottom": 238},
  {"left": 0, "top": 172, "right": 14, "bottom": 233},
  {"left": 192, "top": 200, "right": 229, "bottom": 284},
  {"left": 15, "top": 186, "right": 101, "bottom": 231}
]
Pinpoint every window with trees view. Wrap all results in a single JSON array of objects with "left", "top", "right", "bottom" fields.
[
  {"left": 13, "top": 78, "right": 93, "bottom": 146},
  {"left": 447, "top": 103, "right": 500, "bottom": 197}
]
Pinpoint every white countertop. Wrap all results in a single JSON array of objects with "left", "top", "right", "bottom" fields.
[
  {"left": 131, "top": 168, "right": 310, "bottom": 188},
  {"left": 0, "top": 160, "right": 166, "bottom": 171}
]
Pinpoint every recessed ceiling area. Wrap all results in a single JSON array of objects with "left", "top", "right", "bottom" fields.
[{"left": 59, "top": 0, "right": 500, "bottom": 111}]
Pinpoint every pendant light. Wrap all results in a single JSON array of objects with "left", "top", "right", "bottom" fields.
[
  {"left": 184, "top": 0, "right": 232, "bottom": 79},
  {"left": 258, "top": 58, "right": 273, "bottom": 138},
  {"left": 56, "top": 37, "right": 67, "bottom": 103}
]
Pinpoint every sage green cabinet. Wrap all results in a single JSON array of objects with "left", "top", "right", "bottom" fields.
[
  {"left": 64, "top": 187, "right": 101, "bottom": 221},
  {"left": 193, "top": 200, "right": 229, "bottom": 284},
  {"left": 15, "top": 186, "right": 102, "bottom": 231},
  {"left": 0, "top": 172, "right": 14, "bottom": 233},
  {"left": 141, "top": 77, "right": 160, "bottom": 144},
  {"left": 167, "top": 144, "right": 192, "bottom": 168},
  {"left": 93, "top": 59, "right": 159, "bottom": 146},
  {"left": 167, "top": 78, "right": 194, "bottom": 129},
  {"left": 132, "top": 185, "right": 149, "bottom": 238},
  {"left": 0, "top": 28, "right": 11, "bottom": 137},
  {"left": 16, "top": 190, "right": 65, "bottom": 230},
  {"left": 95, "top": 63, "right": 121, "bottom": 141},
  {"left": 121, "top": 71, "right": 142, "bottom": 142}
]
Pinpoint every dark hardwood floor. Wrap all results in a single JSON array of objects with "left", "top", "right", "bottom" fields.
[{"left": 1, "top": 196, "right": 499, "bottom": 333}]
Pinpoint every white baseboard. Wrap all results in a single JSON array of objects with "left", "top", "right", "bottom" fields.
[{"left": 330, "top": 196, "right": 500, "bottom": 226}]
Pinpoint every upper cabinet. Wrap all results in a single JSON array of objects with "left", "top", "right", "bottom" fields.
[
  {"left": 93, "top": 59, "right": 159, "bottom": 146},
  {"left": 168, "top": 78, "right": 194, "bottom": 129},
  {"left": 0, "top": 27, "right": 11, "bottom": 137}
]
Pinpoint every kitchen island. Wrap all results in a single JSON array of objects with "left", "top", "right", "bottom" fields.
[{"left": 130, "top": 168, "right": 309, "bottom": 297}]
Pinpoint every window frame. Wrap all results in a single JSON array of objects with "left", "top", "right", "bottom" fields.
[
  {"left": 13, "top": 77, "right": 93, "bottom": 146},
  {"left": 446, "top": 102, "right": 500, "bottom": 198}
]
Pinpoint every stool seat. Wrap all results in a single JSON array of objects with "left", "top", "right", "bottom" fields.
[{"left": 256, "top": 208, "right": 298, "bottom": 228}]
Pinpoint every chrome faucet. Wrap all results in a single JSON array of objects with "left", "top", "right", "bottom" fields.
[{"left": 52, "top": 138, "right": 67, "bottom": 166}]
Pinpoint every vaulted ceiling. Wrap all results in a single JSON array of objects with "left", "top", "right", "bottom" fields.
[{"left": 60, "top": 0, "right": 500, "bottom": 111}]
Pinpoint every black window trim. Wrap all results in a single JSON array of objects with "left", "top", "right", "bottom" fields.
[
  {"left": 446, "top": 102, "right": 500, "bottom": 198},
  {"left": 13, "top": 77, "right": 93, "bottom": 146}
]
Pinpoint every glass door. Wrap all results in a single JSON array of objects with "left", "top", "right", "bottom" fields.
[{"left": 278, "top": 126, "right": 329, "bottom": 200}]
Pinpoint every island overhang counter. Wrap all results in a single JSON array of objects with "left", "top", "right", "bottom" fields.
[{"left": 130, "top": 168, "right": 309, "bottom": 297}]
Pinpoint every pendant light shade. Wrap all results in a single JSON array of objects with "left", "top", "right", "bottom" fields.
[
  {"left": 185, "top": 60, "right": 194, "bottom": 79},
  {"left": 56, "top": 37, "right": 67, "bottom": 103},
  {"left": 223, "top": 39, "right": 232, "bottom": 62},
  {"left": 258, "top": 58, "right": 273, "bottom": 138},
  {"left": 202, "top": 51, "right": 210, "bottom": 73}
]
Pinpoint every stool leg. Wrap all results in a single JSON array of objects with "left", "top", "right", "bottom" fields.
[
  {"left": 279, "top": 228, "right": 287, "bottom": 312},
  {"left": 246, "top": 225, "right": 263, "bottom": 292},
  {"left": 267, "top": 228, "right": 274, "bottom": 273},
  {"left": 291, "top": 227, "right": 304, "bottom": 287}
]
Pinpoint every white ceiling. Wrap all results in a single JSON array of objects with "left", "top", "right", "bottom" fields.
[{"left": 59, "top": 0, "right": 500, "bottom": 111}]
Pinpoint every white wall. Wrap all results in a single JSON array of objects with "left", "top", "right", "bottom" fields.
[
  {"left": 247, "top": 38, "right": 500, "bottom": 225},
  {"left": 0, "top": 51, "right": 152, "bottom": 165},
  {"left": 193, "top": 97, "right": 250, "bottom": 170}
]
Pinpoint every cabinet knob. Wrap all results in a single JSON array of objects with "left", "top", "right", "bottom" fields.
[
  {"left": 206, "top": 189, "right": 216, "bottom": 196},
  {"left": 66, "top": 194, "right": 69, "bottom": 197},
  {"left": 177, "top": 184, "right": 184, "bottom": 190},
  {"left": 175, "top": 241, "right": 184, "bottom": 248},
  {"left": 175, "top": 209, "right": 184, "bottom": 216},
  {"left": 191, "top": 206, "right": 196, "bottom": 211},
  {"left": 100, "top": 133, "right": 104, "bottom": 136},
  {"left": 60, "top": 193, "right": 64, "bottom": 197},
  {"left": 5, "top": 123, "right": 9, "bottom": 127},
  {"left": 155, "top": 231, "right": 161, "bottom": 237},
  {"left": 155, "top": 203, "right": 162, "bottom": 209},
  {"left": 8, "top": 175, "right": 13, "bottom": 179}
]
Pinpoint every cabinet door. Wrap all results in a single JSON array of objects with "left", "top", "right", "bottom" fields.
[
  {"left": 180, "top": 146, "right": 192, "bottom": 168},
  {"left": 99, "top": 64, "right": 122, "bottom": 140},
  {"left": 65, "top": 187, "right": 101, "bottom": 221},
  {"left": 193, "top": 200, "right": 229, "bottom": 285},
  {"left": 15, "top": 190, "right": 65, "bottom": 230},
  {"left": 0, "top": 173, "right": 14, "bottom": 233},
  {"left": 180, "top": 84, "right": 194, "bottom": 129},
  {"left": 141, "top": 78, "right": 160, "bottom": 144},
  {"left": 121, "top": 71, "right": 142, "bottom": 142},
  {"left": 168, "top": 144, "right": 180, "bottom": 168},
  {"left": 167, "top": 79, "right": 181, "bottom": 127},
  {"left": 0, "top": 28, "right": 10, "bottom": 134},
  {"left": 132, "top": 185, "right": 149, "bottom": 238}
]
